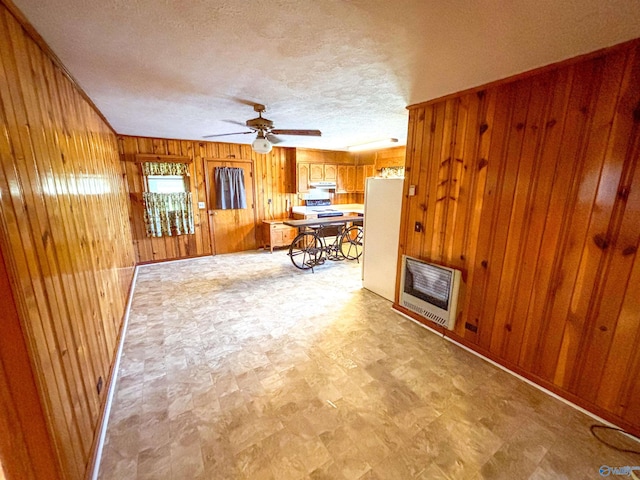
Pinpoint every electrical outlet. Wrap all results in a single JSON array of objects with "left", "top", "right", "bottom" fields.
[
  {"left": 96, "top": 376, "right": 103, "bottom": 395},
  {"left": 198, "top": 201, "right": 206, "bottom": 209}
]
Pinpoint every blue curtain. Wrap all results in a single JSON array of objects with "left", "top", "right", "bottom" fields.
[{"left": 214, "top": 167, "right": 247, "bottom": 209}]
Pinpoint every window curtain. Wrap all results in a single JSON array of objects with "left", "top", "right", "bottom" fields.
[
  {"left": 142, "top": 162, "right": 189, "bottom": 176},
  {"left": 143, "top": 192, "right": 195, "bottom": 237},
  {"left": 141, "top": 161, "right": 194, "bottom": 237},
  {"left": 214, "top": 167, "right": 247, "bottom": 209}
]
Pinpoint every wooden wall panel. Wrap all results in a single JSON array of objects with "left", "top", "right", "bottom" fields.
[
  {"left": 0, "top": 245, "right": 60, "bottom": 480},
  {"left": 122, "top": 139, "right": 373, "bottom": 262},
  {"left": 0, "top": 3, "right": 135, "bottom": 479},
  {"left": 353, "top": 145, "right": 407, "bottom": 172},
  {"left": 398, "top": 39, "right": 640, "bottom": 435},
  {"left": 296, "top": 148, "right": 352, "bottom": 165},
  {"left": 121, "top": 137, "right": 307, "bottom": 261}
]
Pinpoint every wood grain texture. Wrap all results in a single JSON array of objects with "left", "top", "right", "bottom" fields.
[
  {"left": 121, "top": 139, "right": 368, "bottom": 262},
  {"left": 121, "top": 138, "right": 307, "bottom": 261},
  {"left": 0, "top": 3, "right": 135, "bottom": 478},
  {"left": 397, "top": 38, "right": 640, "bottom": 435},
  {"left": 296, "top": 148, "right": 363, "bottom": 203},
  {"left": 0, "top": 246, "right": 61, "bottom": 480},
  {"left": 352, "top": 146, "right": 407, "bottom": 171},
  {"left": 206, "top": 159, "right": 257, "bottom": 254}
]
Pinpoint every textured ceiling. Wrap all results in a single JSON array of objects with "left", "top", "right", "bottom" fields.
[{"left": 11, "top": 0, "right": 640, "bottom": 150}]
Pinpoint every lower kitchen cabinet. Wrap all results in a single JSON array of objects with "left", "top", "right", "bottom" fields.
[{"left": 263, "top": 220, "right": 298, "bottom": 253}]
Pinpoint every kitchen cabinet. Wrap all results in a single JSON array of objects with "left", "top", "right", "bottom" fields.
[
  {"left": 297, "top": 163, "right": 310, "bottom": 192},
  {"left": 324, "top": 164, "right": 337, "bottom": 181},
  {"left": 346, "top": 166, "right": 356, "bottom": 191},
  {"left": 337, "top": 165, "right": 356, "bottom": 193},
  {"left": 298, "top": 163, "right": 339, "bottom": 192},
  {"left": 263, "top": 220, "right": 298, "bottom": 253},
  {"left": 355, "top": 164, "right": 375, "bottom": 192},
  {"left": 309, "top": 164, "right": 324, "bottom": 182}
]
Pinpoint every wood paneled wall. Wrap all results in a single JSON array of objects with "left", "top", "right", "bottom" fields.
[
  {"left": 120, "top": 137, "right": 210, "bottom": 263},
  {"left": 121, "top": 138, "right": 365, "bottom": 263},
  {"left": 296, "top": 147, "right": 353, "bottom": 165},
  {"left": 0, "top": 246, "right": 60, "bottom": 480},
  {"left": 0, "top": 2, "right": 135, "bottom": 478},
  {"left": 121, "top": 137, "right": 304, "bottom": 262},
  {"left": 398, "top": 39, "right": 640, "bottom": 434},
  {"left": 353, "top": 145, "right": 407, "bottom": 171}
]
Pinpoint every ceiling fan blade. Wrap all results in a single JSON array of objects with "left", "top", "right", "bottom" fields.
[
  {"left": 222, "top": 119, "right": 250, "bottom": 127},
  {"left": 266, "top": 133, "right": 283, "bottom": 144},
  {"left": 202, "top": 131, "right": 253, "bottom": 139},
  {"left": 270, "top": 129, "right": 322, "bottom": 137},
  {"left": 228, "top": 97, "right": 262, "bottom": 108}
]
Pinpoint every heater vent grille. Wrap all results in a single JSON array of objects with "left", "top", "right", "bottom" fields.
[{"left": 402, "top": 300, "right": 447, "bottom": 326}]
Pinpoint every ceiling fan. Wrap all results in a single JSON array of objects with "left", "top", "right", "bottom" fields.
[{"left": 203, "top": 104, "right": 321, "bottom": 154}]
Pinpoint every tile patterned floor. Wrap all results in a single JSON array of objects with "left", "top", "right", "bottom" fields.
[{"left": 98, "top": 250, "right": 640, "bottom": 479}]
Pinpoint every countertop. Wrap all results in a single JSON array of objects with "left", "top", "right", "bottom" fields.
[
  {"left": 283, "top": 215, "right": 364, "bottom": 229},
  {"left": 291, "top": 203, "right": 364, "bottom": 216}
]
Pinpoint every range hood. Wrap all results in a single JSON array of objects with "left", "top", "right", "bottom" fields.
[{"left": 309, "top": 181, "right": 337, "bottom": 189}]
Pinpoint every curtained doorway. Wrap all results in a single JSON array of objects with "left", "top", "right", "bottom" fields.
[{"left": 205, "top": 159, "right": 258, "bottom": 254}]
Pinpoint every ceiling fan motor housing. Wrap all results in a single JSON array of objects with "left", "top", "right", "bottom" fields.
[{"left": 246, "top": 116, "right": 274, "bottom": 130}]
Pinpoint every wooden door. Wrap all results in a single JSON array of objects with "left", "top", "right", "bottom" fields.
[{"left": 206, "top": 159, "right": 257, "bottom": 254}]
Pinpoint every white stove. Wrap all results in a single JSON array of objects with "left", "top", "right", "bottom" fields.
[{"left": 305, "top": 199, "right": 344, "bottom": 218}]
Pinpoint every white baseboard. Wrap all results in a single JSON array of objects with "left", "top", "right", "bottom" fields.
[{"left": 391, "top": 306, "right": 639, "bottom": 440}]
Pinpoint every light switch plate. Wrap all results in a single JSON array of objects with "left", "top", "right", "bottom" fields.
[{"left": 198, "top": 201, "right": 206, "bottom": 209}]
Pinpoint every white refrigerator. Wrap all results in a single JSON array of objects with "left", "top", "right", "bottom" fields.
[{"left": 362, "top": 177, "right": 404, "bottom": 301}]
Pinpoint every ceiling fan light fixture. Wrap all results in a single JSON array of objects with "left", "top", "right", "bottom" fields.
[
  {"left": 347, "top": 138, "right": 399, "bottom": 152},
  {"left": 251, "top": 134, "right": 272, "bottom": 154}
]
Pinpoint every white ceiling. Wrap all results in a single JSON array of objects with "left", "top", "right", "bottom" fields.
[{"left": 12, "top": 0, "right": 640, "bottom": 150}]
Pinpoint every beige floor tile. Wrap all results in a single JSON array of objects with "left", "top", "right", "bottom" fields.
[{"left": 98, "top": 251, "right": 640, "bottom": 480}]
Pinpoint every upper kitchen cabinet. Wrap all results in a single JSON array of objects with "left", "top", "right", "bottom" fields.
[
  {"left": 309, "top": 164, "right": 324, "bottom": 182},
  {"left": 308, "top": 163, "right": 338, "bottom": 182},
  {"left": 355, "top": 164, "right": 375, "bottom": 192},
  {"left": 294, "top": 148, "right": 358, "bottom": 193},
  {"left": 299, "top": 163, "right": 339, "bottom": 192},
  {"left": 297, "top": 163, "right": 311, "bottom": 192},
  {"left": 337, "top": 165, "right": 356, "bottom": 193},
  {"left": 324, "top": 164, "right": 337, "bottom": 181}
]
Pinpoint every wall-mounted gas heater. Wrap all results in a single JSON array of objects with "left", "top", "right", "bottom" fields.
[{"left": 399, "top": 255, "right": 463, "bottom": 330}]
